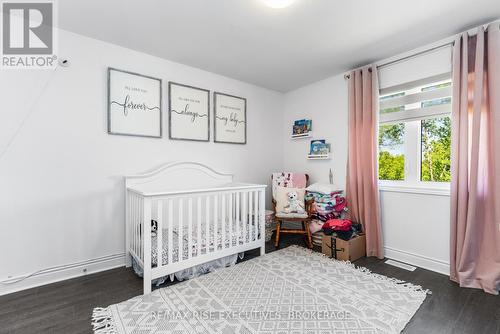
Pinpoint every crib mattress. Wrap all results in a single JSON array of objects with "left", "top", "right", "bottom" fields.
[{"left": 151, "top": 221, "right": 258, "bottom": 267}]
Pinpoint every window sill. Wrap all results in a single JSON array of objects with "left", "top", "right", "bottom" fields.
[{"left": 379, "top": 183, "right": 450, "bottom": 196}]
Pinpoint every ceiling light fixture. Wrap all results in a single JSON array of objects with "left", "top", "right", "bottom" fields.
[{"left": 261, "top": 0, "right": 295, "bottom": 9}]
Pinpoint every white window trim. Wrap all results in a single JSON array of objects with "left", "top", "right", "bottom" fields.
[
  {"left": 378, "top": 118, "right": 451, "bottom": 196},
  {"left": 379, "top": 183, "right": 450, "bottom": 196},
  {"left": 378, "top": 76, "right": 452, "bottom": 195}
]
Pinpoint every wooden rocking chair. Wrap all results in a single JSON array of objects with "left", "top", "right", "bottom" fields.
[{"left": 271, "top": 174, "right": 314, "bottom": 249}]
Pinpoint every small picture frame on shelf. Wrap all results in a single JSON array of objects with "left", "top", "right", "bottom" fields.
[
  {"left": 310, "top": 139, "right": 330, "bottom": 155},
  {"left": 292, "top": 119, "right": 312, "bottom": 135}
]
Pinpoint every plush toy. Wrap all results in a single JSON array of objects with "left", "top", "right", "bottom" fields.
[
  {"left": 151, "top": 220, "right": 158, "bottom": 237},
  {"left": 140, "top": 220, "right": 158, "bottom": 237},
  {"left": 285, "top": 191, "right": 305, "bottom": 214}
]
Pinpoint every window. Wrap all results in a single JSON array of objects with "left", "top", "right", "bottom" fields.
[
  {"left": 421, "top": 117, "right": 451, "bottom": 182},
  {"left": 378, "top": 75, "right": 452, "bottom": 189},
  {"left": 379, "top": 123, "right": 405, "bottom": 181}
]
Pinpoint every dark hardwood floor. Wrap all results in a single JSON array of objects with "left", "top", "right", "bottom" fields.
[{"left": 0, "top": 234, "right": 498, "bottom": 334}]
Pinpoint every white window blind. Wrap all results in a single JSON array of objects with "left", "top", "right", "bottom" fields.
[
  {"left": 379, "top": 75, "right": 452, "bottom": 124},
  {"left": 378, "top": 45, "right": 452, "bottom": 90}
]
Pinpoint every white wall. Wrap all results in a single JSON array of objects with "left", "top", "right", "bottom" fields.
[
  {"left": 381, "top": 191, "right": 450, "bottom": 274},
  {"left": 282, "top": 75, "right": 451, "bottom": 275},
  {"left": 0, "top": 29, "right": 284, "bottom": 295},
  {"left": 282, "top": 74, "right": 348, "bottom": 188}
]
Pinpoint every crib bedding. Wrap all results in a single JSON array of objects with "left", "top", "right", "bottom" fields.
[
  {"left": 132, "top": 253, "right": 240, "bottom": 285},
  {"left": 151, "top": 220, "right": 259, "bottom": 266},
  {"left": 132, "top": 220, "right": 258, "bottom": 284}
]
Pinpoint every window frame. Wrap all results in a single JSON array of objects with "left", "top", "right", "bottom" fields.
[{"left": 377, "top": 77, "right": 452, "bottom": 196}]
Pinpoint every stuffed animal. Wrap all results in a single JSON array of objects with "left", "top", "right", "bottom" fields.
[
  {"left": 285, "top": 191, "right": 305, "bottom": 214},
  {"left": 151, "top": 220, "right": 158, "bottom": 237},
  {"left": 139, "top": 220, "right": 158, "bottom": 237}
]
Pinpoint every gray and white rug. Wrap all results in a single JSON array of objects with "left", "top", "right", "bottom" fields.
[{"left": 92, "top": 246, "right": 428, "bottom": 334}]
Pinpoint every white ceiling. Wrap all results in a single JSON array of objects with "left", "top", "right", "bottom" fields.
[{"left": 58, "top": 0, "right": 500, "bottom": 92}]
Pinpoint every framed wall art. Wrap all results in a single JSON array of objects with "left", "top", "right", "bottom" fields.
[
  {"left": 168, "top": 82, "right": 210, "bottom": 141},
  {"left": 214, "top": 92, "right": 247, "bottom": 144},
  {"left": 107, "top": 68, "right": 162, "bottom": 138}
]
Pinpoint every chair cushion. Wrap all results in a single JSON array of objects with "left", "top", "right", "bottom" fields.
[{"left": 275, "top": 186, "right": 307, "bottom": 217}]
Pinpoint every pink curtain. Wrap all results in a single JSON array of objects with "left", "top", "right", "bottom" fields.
[
  {"left": 450, "top": 24, "right": 500, "bottom": 295},
  {"left": 346, "top": 66, "right": 384, "bottom": 258}
]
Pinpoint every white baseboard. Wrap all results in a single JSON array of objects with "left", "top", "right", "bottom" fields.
[
  {"left": 0, "top": 253, "right": 126, "bottom": 296},
  {"left": 384, "top": 246, "right": 450, "bottom": 276}
]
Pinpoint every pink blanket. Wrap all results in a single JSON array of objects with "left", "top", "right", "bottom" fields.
[{"left": 272, "top": 172, "right": 307, "bottom": 199}]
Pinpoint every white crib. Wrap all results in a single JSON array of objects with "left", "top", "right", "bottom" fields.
[{"left": 125, "top": 162, "right": 267, "bottom": 294}]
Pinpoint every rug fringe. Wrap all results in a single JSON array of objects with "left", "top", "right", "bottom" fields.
[
  {"left": 92, "top": 307, "right": 117, "bottom": 334},
  {"left": 287, "top": 245, "right": 431, "bottom": 297}
]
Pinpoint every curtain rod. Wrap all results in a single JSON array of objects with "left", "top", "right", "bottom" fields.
[{"left": 343, "top": 41, "right": 454, "bottom": 80}]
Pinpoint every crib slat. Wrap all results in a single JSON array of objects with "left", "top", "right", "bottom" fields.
[
  {"left": 168, "top": 199, "right": 173, "bottom": 265},
  {"left": 188, "top": 198, "right": 193, "bottom": 259},
  {"left": 125, "top": 192, "right": 130, "bottom": 267},
  {"left": 254, "top": 191, "right": 258, "bottom": 241},
  {"left": 197, "top": 197, "right": 202, "bottom": 256},
  {"left": 139, "top": 197, "right": 145, "bottom": 260},
  {"left": 229, "top": 193, "right": 233, "bottom": 248},
  {"left": 236, "top": 192, "right": 240, "bottom": 245},
  {"left": 134, "top": 195, "right": 138, "bottom": 260},
  {"left": 136, "top": 194, "right": 139, "bottom": 257},
  {"left": 136, "top": 195, "right": 139, "bottom": 257},
  {"left": 221, "top": 194, "right": 226, "bottom": 248},
  {"left": 248, "top": 191, "right": 253, "bottom": 242},
  {"left": 250, "top": 191, "right": 254, "bottom": 241},
  {"left": 132, "top": 194, "right": 135, "bottom": 257},
  {"left": 132, "top": 194, "right": 136, "bottom": 257},
  {"left": 205, "top": 196, "right": 210, "bottom": 254},
  {"left": 136, "top": 195, "right": 139, "bottom": 260},
  {"left": 227, "top": 193, "right": 233, "bottom": 248},
  {"left": 157, "top": 200, "right": 163, "bottom": 267},
  {"left": 140, "top": 196, "right": 143, "bottom": 257},
  {"left": 140, "top": 196, "right": 143, "bottom": 258},
  {"left": 143, "top": 197, "right": 152, "bottom": 294},
  {"left": 242, "top": 192, "right": 247, "bottom": 243},
  {"left": 259, "top": 189, "right": 265, "bottom": 254},
  {"left": 131, "top": 194, "right": 135, "bottom": 257},
  {"left": 178, "top": 198, "right": 183, "bottom": 262},
  {"left": 248, "top": 192, "right": 252, "bottom": 242},
  {"left": 213, "top": 194, "right": 218, "bottom": 251}
]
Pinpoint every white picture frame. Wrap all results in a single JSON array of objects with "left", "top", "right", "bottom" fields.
[
  {"left": 107, "top": 68, "right": 162, "bottom": 138},
  {"left": 214, "top": 92, "right": 247, "bottom": 144},
  {"left": 168, "top": 82, "right": 210, "bottom": 142}
]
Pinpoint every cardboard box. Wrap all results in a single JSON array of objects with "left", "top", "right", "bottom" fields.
[{"left": 322, "top": 234, "right": 366, "bottom": 262}]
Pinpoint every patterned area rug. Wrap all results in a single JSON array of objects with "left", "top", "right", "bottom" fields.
[{"left": 92, "top": 246, "right": 428, "bottom": 333}]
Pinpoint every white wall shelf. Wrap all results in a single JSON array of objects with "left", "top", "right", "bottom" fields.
[
  {"left": 307, "top": 154, "right": 330, "bottom": 160},
  {"left": 291, "top": 132, "right": 313, "bottom": 140}
]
